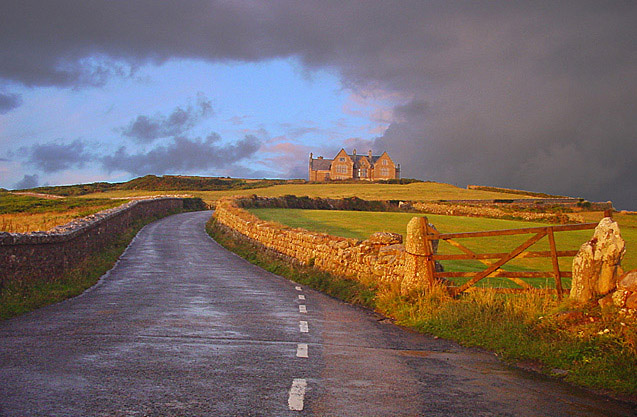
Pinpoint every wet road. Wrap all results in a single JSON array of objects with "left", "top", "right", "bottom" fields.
[{"left": 0, "top": 211, "right": 635, "bottom": 416}]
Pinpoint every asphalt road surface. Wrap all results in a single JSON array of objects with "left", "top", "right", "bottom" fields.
[{"left": 1, "top": 211, "right": 635, "bottom": 416}]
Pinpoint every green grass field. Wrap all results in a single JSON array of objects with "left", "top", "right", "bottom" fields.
[{"left": 247, "top": 208, "right": 637, "bottom": 288}]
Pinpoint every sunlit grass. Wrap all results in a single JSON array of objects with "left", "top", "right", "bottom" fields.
[
  {"left": 78, "top": 181, "right": 540, "bottom": 207},
  {"left": 0, "top": 193, "right": 124, "bottom": 233}
]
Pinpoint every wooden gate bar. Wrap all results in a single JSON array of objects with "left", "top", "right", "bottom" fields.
[
  {"left": 438, "top": 271, "right": 556, "bottom": 278},
  {"left": 433, "top": 249, "right": 579, "bottom": 261},
  {"left": 434, "top": 222, "right": 597, "bottom": 240},
  {"left": 450, "top": 230, "right": 548, "bottom": 295},
  {"left": 547, "top": 227, "right": 564, "bottom": 300}
]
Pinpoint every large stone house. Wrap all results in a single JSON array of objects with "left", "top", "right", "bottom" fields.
[{"left": 308, "top": 149, "right": 400, "bottom": 181}]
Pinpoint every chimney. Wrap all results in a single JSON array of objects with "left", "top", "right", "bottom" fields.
[
  {"left": 368, "top": 150, "right": 372, "bottom": 158},
  {"left": 310, "top": 152, "right": 313, "bottom": 159},
  {"left": 353, "top": 148, "right": 357, "bottom": 156}
]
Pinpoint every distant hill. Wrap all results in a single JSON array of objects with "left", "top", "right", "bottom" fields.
[{"left": 23, "top": 175, "right": 301, "bottom": 196}]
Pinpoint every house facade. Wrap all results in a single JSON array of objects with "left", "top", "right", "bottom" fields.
[{"left": 308, "top": 149, "right": 400, "bottom": 181}]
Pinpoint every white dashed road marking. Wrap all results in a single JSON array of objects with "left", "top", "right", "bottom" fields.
[
  {"left": 298, "top": 295, "right": 305, "bottom": 300},
  {"left": 299, "top": 305, "right": 307, "bottom": 313},
  {"left": 288, "top": 378, "right": 307, "bottom": 411},
  {"left": 299, "top": 321, "right": 309, "bottom": 333},
  {"left": 296, "top": 343, "right": 308, "bottom": 358}
]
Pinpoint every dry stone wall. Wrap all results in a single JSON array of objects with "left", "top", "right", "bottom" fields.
[
  {"left": 213, "top": 197, "right": 409, "bottom": 288},
  {"left": 407, "top": 201, "right": 585, "bottom": 223},
  {"left": 0, "top": 197, "right": 186, "bottom": 287}
]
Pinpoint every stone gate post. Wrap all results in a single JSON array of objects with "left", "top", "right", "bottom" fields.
[
  {"left": 570, "top": 216, "right": 625, "bottom": 304},
  {"left": 402, "top": 216, "right": 437, "bottom": 294}
]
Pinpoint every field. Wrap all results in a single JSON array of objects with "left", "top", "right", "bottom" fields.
[
  {"left": 0, "top": 192, "right": 123, "bottom": 233},
  {"left": 79, "top": 181, "right": 541, "bottom": 206},
  {"left": 247, "top": 208, "right": 637, "bottom": 288}
]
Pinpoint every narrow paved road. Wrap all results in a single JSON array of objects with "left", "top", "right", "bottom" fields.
[{"left": 0, "top": 211, "right": 634, "bottom": 416}]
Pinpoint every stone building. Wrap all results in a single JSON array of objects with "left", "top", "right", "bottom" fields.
[{"left": 308, "top": 148, "right": 400, "bottom": 181}]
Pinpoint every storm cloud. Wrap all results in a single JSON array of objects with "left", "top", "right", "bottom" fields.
[
  {"left": 0, "top": 93, "right": 22, "bottom": 114},
  {"left": 25, "top": 139, "right": 92, "bottom": 173},
  {"left": 1, "top": 1, "right": 636, "bottom": 207},
  {"left": 14, "top": 174, "right": 39, "bottom": 190},
  {"left": 121, "top": 94, "right": 213, "bottom": 142},
  {"left": 102, "top": 134, "right": 261, "bottom": 175}
]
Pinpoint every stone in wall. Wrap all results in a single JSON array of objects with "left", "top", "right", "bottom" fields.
[
  {"left": 598, "top": 269, "right": 637, "bottom": 310},
  {"left": 571, "top": 217, "right": 625, "bottom": 304}
]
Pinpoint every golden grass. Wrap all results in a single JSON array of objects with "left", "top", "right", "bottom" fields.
[
  {"left": 78, "top": 181, "right": 539, "bottom": 207},
  {"left": 0, "top": 202, "right": 125, "bottom": 233}
]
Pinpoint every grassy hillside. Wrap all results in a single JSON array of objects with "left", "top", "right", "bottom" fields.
[
  {"left": 247, "top": 208, "right": 637, "bottom": 286},
  {"left": 0, "top": 192, "right": 122, "bottom": 233},
  {"left": 22, "top": 175, "right": 295, "bottom": 196},
  {"left": 79, "top": 180, "right": 543, "bottom": 206}
]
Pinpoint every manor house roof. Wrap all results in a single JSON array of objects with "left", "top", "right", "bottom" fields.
[{"left": 312, "top": 158, "right": 332, "bottom": 171}]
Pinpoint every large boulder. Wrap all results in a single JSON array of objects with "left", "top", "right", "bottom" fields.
[{"left": 571, "top": 217, "right": 625, "bottom": 304}]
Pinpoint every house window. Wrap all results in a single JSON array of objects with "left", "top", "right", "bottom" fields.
[
  {"left": 336, "top": 165, "right": 347, "bottom": 174},
  {"left": 339, "top": 157, "right": 346, "bottom": 161},
  {"left": 380, "top": 167, "right": 389, "bottom": 176},
  {"left": 382, "top": 159, "right": 388, "bottom": 165},
  {"left": 360, "top": 168, "right": 367, "bottom": 177}
]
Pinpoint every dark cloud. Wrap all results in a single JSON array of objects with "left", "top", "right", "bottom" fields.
[
  {"left": 0, "top": 93, "right": 22, "bottom": 114},
  {"left": 2, "top": 1, "right": 636, "bottom": 207},
  {"left": 102, "top": 134, "right": 261, "bottom": 175},
  {"left": 26, "top": 139, "right": 92, "bottom": 172},
  {"left": 120, "top": 94, "right": 213, "bottom": 142},
  {"left": 14, "top": 174, "right": 39, "bottom": 189}
]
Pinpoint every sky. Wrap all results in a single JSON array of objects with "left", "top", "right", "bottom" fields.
[{"left": 1, "top": 1, "right": 636, "bottom": 209}]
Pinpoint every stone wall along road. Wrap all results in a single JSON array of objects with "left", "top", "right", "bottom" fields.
[{"left": 0, "top": 211, "right": 634, "bottom": 416}]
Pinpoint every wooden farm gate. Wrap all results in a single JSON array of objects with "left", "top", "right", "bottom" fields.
[{"left": 421, "top": 214, "right": 611, "bottom": 299}]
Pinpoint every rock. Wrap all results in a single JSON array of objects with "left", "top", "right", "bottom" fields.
[
  {"left": 626, "top": 293, "right": 637, "bottom": 310},
  {"left": 368, "top": 232, "right": 403, "bottom": 245},
  {"left": 598, "top": 293, "right": 614, "bottom": 308},
  {"left": 379, "top": 244, "right": 405, "bottom": 255},
  {"left": 612, "top": 290, "right": 630, "bottom": 308},
  {"left": 570, "top": 218, "right": 626, "bottom": 304},
  {"left": 618, "top": 270, "right": 637, "bottom": 292}
]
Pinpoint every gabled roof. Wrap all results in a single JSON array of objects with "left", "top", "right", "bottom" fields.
[
  {"left": 311, "top": 158, "right": 332, "bottom": 171},
  {"left": 349, "top": 154, "right": 382, "bottom": 166}
]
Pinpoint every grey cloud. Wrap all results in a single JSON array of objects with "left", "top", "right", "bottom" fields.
[
  {"left": 102, "top": 134, "right": 261, "bottom": 176},
  {"left": 14, "top": 174, "right": 39, "bottom": 190},
  {"left": 2, "top": 1, "right": 636, "bottom": 207},
  {"left": 121, "top": 94, "right": 213, "bottom": 142},
  {"left": 26, "top": 139, "right": 92, "bottom": 172},
  {"left": 0, "top": 93, "right": 22, "bottom": 114}
]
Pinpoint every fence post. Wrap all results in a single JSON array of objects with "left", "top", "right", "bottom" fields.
[
  {"left": 547, "top": 227, "right": 563, "bottom": 300},
  {"left": 402, "top": 216, "right": 437, "bottom": 294}
]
